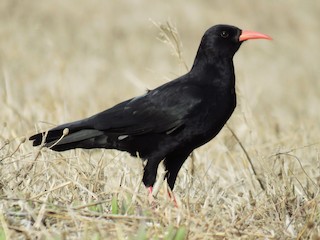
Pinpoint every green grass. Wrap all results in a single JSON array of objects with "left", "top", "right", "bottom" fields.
[
  {"left": 1, "top": 0, "right": 320, "bottom": 239},
  {"left": 0, "top": 229, "right": 6, "bottom": 240}
]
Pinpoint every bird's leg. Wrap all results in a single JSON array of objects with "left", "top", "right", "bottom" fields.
[
  {"left": 148, "top": 186, "right": 153, "bottom": 194},
  {"left": 167, "top": 187, "right": 178, "bottom": 207},
  {"left": 162, "top": 151, "right": 190, "bottom": 208},
  {"left": 147, "top": 186, "right": 156, "bottom": 206},
  {"left": 142, "top": 158, "right": 162, "bottom": 190},
  {"left": 143, "top": 157, "right": 163, "bottom": 207}
]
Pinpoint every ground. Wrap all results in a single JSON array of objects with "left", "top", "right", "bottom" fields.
[{"left": 0, "top": 0, "right": 320, "bottom": 239}]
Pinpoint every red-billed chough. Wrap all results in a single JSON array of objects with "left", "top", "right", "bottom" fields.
[{"left": 30, "top": 24, "right": 271, "bottom": 192}]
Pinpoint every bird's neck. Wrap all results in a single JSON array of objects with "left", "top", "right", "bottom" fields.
[{"left": 190, "top": 52, "right": 235, "bottom": 89}]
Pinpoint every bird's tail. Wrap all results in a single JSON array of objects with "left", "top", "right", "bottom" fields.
[{"left": 29, "top": 119, "right": 105, "bottom": 152}]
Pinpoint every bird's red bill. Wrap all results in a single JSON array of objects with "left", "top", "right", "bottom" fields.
[{"left": 239, "top": 30, "right": 272, "bottom": 41}]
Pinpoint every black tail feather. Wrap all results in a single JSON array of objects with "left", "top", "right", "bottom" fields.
[
  {"left": 29, "top": 118, "right": 104, "bottom": 150},
  {"left": 29, "top": 129, "right": 66, "bottom": 146}
]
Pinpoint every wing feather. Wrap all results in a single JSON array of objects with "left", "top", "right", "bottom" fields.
[{"left": 89, "top": 82, "right": 202, "bottom": 136}]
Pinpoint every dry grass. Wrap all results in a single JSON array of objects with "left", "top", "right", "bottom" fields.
[{"left": 1, "top": 0, "right": 320, "bottom": 239}]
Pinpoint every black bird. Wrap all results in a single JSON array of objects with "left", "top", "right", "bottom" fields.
[{"left": 30, "top": 24, "right": 271, "bottom": 192}]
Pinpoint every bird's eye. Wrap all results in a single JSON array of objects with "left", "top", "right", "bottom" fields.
[{"left": 220, "top": 31, "right": 229, "bottom": 38}]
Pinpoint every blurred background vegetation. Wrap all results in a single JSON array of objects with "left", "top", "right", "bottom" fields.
[{"left": 0, "top": 0, "right": 319, "bottom": 239}]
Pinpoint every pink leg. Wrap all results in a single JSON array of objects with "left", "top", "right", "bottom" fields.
[
  {"left": 147, "top": 186, "right": 155, "bottom": 205},
  {"left": 148, "top": 186, "right": 153, "bottom": 195},
  {"left": 167, "top": 189, "right": 178, "bottom": 207}
]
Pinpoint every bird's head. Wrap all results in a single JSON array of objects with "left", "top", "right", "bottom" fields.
[{"left": 198, "top": 24, "right": 272, "bottom": 59}]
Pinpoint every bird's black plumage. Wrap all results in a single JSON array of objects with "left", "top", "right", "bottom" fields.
[{"left": 30, "top": 24, "right": 271, "bottom": 190}]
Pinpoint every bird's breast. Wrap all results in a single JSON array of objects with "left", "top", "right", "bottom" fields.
[{"left": 182, "top": 89, "right": 236, "bottom": 147}]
